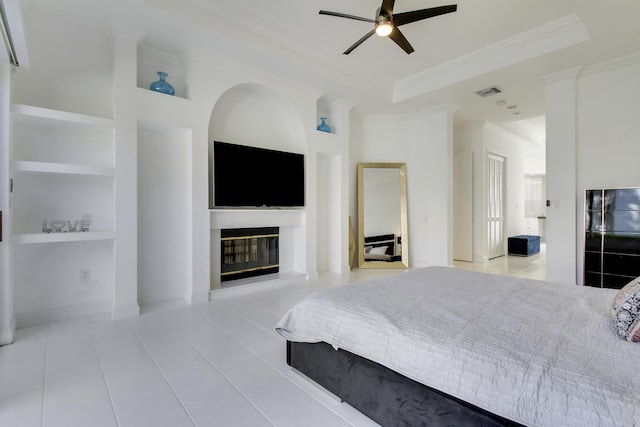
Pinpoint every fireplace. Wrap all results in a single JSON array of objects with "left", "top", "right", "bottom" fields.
[{"left": 220, "top": 227, "right": 279, "bottom": 282}]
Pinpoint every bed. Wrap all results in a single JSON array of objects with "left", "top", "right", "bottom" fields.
[
  {"left": 276, "top": 267, "right": 640, "bottom": 426},
  {"left": 363, "top": 234, "right": 399, "bottom": 262}
]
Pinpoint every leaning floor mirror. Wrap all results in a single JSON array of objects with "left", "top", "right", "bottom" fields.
[{"left": 357, "top": 162, "right": 409, "bottom": 269}]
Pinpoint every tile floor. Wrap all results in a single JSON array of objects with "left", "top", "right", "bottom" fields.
[
  {"left": 0, "top": 249, "right": 545, "bottom": 427},
  {"left": 453, "top": 243, "right": 546, "bottom": 280}
]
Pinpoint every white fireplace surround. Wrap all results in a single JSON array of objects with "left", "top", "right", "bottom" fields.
[{"left": 210, "top": 209, "right": 306, "bottom": 290}]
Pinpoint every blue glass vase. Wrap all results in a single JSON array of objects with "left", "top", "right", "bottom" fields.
[
  {"left": 149, "top": 71, "right": 175, "bottom": 96},
  {"left": 317, "top": 117, "right": 331, "bottom": 133}
]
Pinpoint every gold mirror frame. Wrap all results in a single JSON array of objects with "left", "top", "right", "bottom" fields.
[{"left": 357, "top": 162, "right": 409, "bottom": 269}]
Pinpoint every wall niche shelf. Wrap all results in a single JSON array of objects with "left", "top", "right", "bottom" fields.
[
  {"left": 12, "top": 160, "right": 115, "bottom": 177},
  {"left": 9, "top": 102, "right": 116, "bottom": 325},
  {"left": 11, "top": 104, "right": 114, "bottom": 128},
  {"left": 137, "top": 45, "right": 187, "bottom": 100},
  {"left": 13, "top": 231, "right": 115, "bottom": 245}
]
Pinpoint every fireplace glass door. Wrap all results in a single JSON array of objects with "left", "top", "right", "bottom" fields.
[{"left": 221, "top": 227, "right": 279, "bottom": 282}]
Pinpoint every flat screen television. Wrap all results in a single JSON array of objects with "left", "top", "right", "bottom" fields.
[{"left": 213, "top": 141, "right": 305, "bottom": 208}]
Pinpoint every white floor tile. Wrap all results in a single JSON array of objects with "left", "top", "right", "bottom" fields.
[
  {"left": 241, "top": 374, "right": 351, "bottom": 427},
  {"left": 1, "top": 255, "right": 545, "bottom": 427},
  {"left": 186, "top": 389, "right": 269, "bottom": 427},
  {"left": 0, "top": 389, "right": 43, "bottom": 426},
  {"left": 115, "top": 393, "right": 193, "bottom": 427}
]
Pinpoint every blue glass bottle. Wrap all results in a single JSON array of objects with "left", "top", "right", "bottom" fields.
[
  {"left": 317, "top": 117, "right": 331, "bottom": 133},
  {"left": 149, "top": 71, "right": 175, "bottom": 96}
]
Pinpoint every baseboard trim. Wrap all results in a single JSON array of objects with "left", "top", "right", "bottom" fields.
[
  {"left": 16, "top": 302, "right": 112, "bottom": 328},
  {"left": 111, "top": 303, "right": 140, "bottom": 320},
  {"left": 0, "top": 317, "right": 16, "bottom": 346}
]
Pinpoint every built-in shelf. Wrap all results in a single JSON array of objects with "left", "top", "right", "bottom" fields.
[
  {"left": 11, "top": 104, "right": 114, "bottom": 128},
  {"left": 12, "top": 160, "right": 115, "bottom": 177},
  {"left": 13, "top": 231, "right": 115, "bottom": 244},
  {"left": 137, "top": 45, "right": 187, "bottom": 100},
  {"left": 9, "top": 102, "right": 117, "bottom": 324}
]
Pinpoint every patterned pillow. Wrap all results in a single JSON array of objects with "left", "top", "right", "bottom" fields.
[
  {"left": 610, "top": 277, "right": 640, "bottom": 318},
  {"left": 614, "top": 285, "right": 640, "bottom": 342}
]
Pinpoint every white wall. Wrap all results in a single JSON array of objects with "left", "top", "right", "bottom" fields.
[
  {"left": 9, "top": 21, "right": 117, "bottom": 325},
  {"left": 357, "top": 106, "right": 455, "bottom": 268},
  {"left": 12, "top": 18, "right": 112, "bottom": 118},
  {"left": 8, "top": 12, "right": 350, "bottom": 323},
  {"left": 575, "top": 56, "right": 640, "bottom": 285},
  {"left": 454, "top": 121, "right": 527, "bottom": 263},
  {"left": 137, "top": 126, "right": 191, "bottom": 305},
  {"left": 543, "top": 54, "right": 640, "bottom": 285},
  {"left": 208, "top": 84, "right": 302, "bottom": 154}
]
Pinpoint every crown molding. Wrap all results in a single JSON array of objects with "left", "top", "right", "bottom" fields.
[
  {"left": 484, "top": 121, "right": 529, "bottom": 145},
  {"left": 393, "top": 13, "right": 590, "bottom": 103},
  {"left": 362, "top": 102, "right": 458, "bottom": 124},
  {"left": 541, "top": 52, "right": 640, "bottom": 86},
  {"left": 538, "top": 65, "right": 584, "bottom": 84},
  {"left": 580, "top": 51, "right": 640, "bottom": 78}
]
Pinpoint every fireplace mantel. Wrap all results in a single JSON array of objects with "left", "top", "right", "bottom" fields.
[
  {"left": 209, "top": 209, "right": 307, "bottom": 291},
  {"left": 210, "top": 209, "right": 304, "bottom": 230}
]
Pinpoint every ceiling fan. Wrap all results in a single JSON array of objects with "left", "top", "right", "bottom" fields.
[{"left": 319, "top": 0, "right": 457, "bottom": 55}]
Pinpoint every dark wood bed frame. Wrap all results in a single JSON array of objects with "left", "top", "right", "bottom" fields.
[{"left": 287, "top": 341, "right": 524, "bottom": 427}]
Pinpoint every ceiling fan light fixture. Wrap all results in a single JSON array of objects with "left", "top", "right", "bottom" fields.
[
  {"left": 319, "top": 2, "right": 457, "bottom": 54},
  {"left": 375, "top": 20, "right": 393, "bottom": 37}
]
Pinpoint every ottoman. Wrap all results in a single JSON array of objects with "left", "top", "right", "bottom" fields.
[{"left": 508, "top": 235, "right": 540, "bottom": 256}]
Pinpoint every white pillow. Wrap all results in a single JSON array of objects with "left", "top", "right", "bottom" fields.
[{"left": 369, "top": 246, "right": 388, "bottom": 255}]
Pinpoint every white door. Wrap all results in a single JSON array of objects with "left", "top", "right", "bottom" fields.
[{"left": 487, "top": 154, "right": 505, "bottom": 259}]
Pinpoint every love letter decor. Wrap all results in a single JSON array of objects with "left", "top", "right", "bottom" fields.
[{"left": 42, "top": 219, "right": 90, "bottom": 233}]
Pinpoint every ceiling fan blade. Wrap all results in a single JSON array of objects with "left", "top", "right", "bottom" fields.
[
  {"left": 393, "top": 5, "right": 457, "bottom": 26},
  {"left": 380, "top": 0, "right": 395, "bottom": 17},
  {"left": 388, "top": 27, "right": 414, "bottom": 54},
  {"left": 319, "top": 10, "right": 375, "bottom": 23},
  {"left": 344, "top": 29, "right": 376, "bottom": 55}
]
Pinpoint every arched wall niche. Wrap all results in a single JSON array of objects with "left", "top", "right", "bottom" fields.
[
  {"left": 208, "top": 83, "right": 306, "bottom": 154},
  {"left": 207, "top": 82, "right": 309, "bottom": 289}
]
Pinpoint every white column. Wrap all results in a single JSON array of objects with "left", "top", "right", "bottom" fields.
[
  {"left": 190, "top": 120, "right": 211, "bottom": 303},
  {"left": 540, "top": 67, "right": 582, "bottom": 285},
  {"left": 329, "top": 100, "right": 353, "bottom": 274},
  {"left": 0, "top": 63, "right": 15, "bottom": 345},
  {"left": 412, "top": 104, "right": 457, "bottom": 267},
  {"left": 111, "top": 30, "right": 140, "bottom": 319}
]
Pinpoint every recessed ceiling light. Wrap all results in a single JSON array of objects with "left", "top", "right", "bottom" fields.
[
  {"left": 507, "top": 105, "right": 517, "bottom": 109},
  {"left": 497, "top": 100, "right": 506, "bottom": 105}
]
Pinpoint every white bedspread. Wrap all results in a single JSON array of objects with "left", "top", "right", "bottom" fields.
[{"left": 276, "top": 267, "right": 640, "bottom": 426}]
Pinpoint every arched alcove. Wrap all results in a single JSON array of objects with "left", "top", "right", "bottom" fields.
[
  {"left": 207, "top": 83, "right": 308, "bottom": 290},
  {"left": 209, "top": 83, "right": 305, "bottom": 154}
]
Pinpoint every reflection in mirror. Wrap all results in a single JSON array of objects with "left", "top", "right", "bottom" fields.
[{"left": 358, "top": 163, "right": 408, "bottom": 269}]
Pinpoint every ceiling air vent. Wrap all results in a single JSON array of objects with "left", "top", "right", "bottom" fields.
[{"left": 475, "top": 85, "right": 503, "bottom": 97}]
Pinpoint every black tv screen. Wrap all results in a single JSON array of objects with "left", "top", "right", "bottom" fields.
[{"left": 213, "top": 141, "right": 305, "bottom": 208}]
